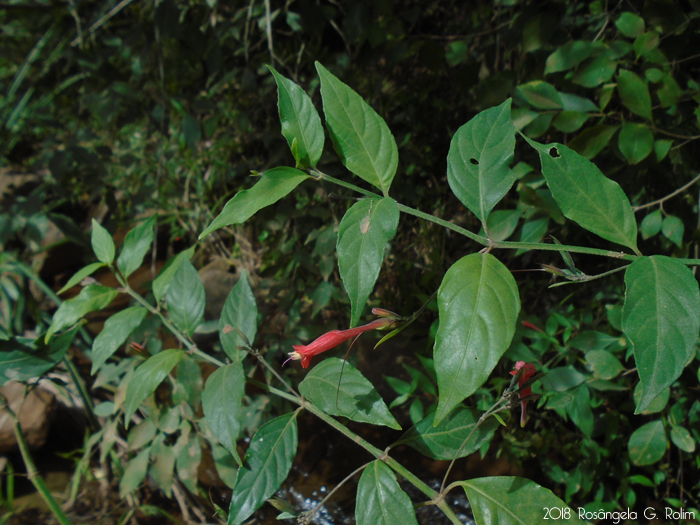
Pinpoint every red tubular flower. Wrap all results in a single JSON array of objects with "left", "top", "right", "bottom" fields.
[
  {"left": 510, "top": 361, "right": 537, "bottom": 427},
  {"left": 286, "top": 318, "right": 395, "bottom": 368}
]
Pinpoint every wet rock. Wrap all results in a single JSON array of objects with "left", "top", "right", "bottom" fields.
[{"left": 0, "top": 381, "right": 53, "bottom": 452}]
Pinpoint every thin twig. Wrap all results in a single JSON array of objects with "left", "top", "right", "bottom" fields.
[
  {"left": 299, "top": 462, "right": 370, "bottom": 524},
  {"left": 632, "top": 173, "right": 700, "bottom": 211}
]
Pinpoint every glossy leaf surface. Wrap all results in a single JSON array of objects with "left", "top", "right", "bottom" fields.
[
  {"left": 269, "top": 66, "right": 324, "bottom": 168},
  {"left": 228, "top": 413, "right": 298, "bottom": 525},
  {"left": 165, "top": 258, "right": 205, "bottom": 336},
  {"left": 316, "top": 62, "right": 398, "bottom": 196},
  {"left": 622, "top": 256, "right": 700, "bottom": 413},
  {"left": 91, "top": 306, "right": 148, "bottom": 374},
  {"left": 337, "top": 198, "right": 399, "bottom": 327},
  {"left": 202, "top": 362, "right": 245, "bottom": 466},
  {"left": 117, "top": 216, "right": 156, "bottom": 278},
  {"left": 220, "top": 270, "right": 258, "bottom": 361},
  {"left": 200, "top": 168, "right": 309, "bottom": 239},
  {"left": 299, "top": 358, "right": 400, "bottom": 430},
  {"left": 355, "top": 461, "right": 419, "bottom": 525},
  {"left": 447, "top": 99, "right": 516, "bottom": 225},
  {"left": 124, "top": 349, "right": 184, "bottom": 424},
  {"left": 434, "top": 253, "right": 520, "bottom": 426}
]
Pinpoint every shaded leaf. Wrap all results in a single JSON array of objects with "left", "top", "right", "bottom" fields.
[
  {"left": 165, "top": 258, "right": 205, "bottom": 336},
  {"left": 117, "top": 216, "right": 156, "bottom": 278},
  {"left": 568, "top": 124, "right": 619, "bottom": 159},
  {"left": 202, "top": 362, "right": 245, "bottom": 466},
  {"left": 153, "top": 246, "right": 195, "bottom": 303},
  {"left": 119, "top": 447, "right": 151, "bottom": 498},
  {"left": 661, "top": 214, "right": 684, "bottom": 247},
  {"left": 640, "top": 210, "right": 662, "bottom": 239},
  {"left": 91, "top": 306, "right": 148, "bottom": 374},
  {"left": 628, "top": 420, "right": 667, "bottom": 465},
  {"left": 355, "top": 461, "right": 419, "bottom": 525},
  {"left": 219, "top": 270, "right": 258, "bottom": 361},
  {"left": 91, "top": 219, "right": 115, "bottom": 264},
  {"left": 617, "top": 70, "right": 652, "bottom": 120},
  {"left": 57, "top": 262, "right": 106, "bottom": 295},
  {"left": 46, "top": 285, "right": 119, "bottom": 342},
  {"left": 618, "top": 123, "right": 653, "bottom": 164},
  {"left": 616, "top": 12, "right": 645, "bottom": 37}
]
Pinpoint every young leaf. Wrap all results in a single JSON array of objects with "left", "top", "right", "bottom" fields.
[
  {"left": 617, "top": 70, "right": 652, "bottom": 121},
  {"left": 153, "top": 246, "right": 196, "bottom": 303},
  {"left": 447, "top": 99, "right": 516, "bottom": 225},
  {"left": 433, "top": 253, "right": 520, "bottom": 426},
  {"left": 45, "top": 285, "right": 119, "bottom": 342},
  {"left": 393, "top": 407, "right": 498, "bottom": 460},
  {"left": 622, "top": 256, "right": 700, "bottom": 413},
  {"left": 526, "top": 139, "right": 639, "bottom": 253},
  {"left": 337, "top": 198, "right": 400, "bottom": 327},
  {"left": 628, "top": 420, "right": 668, "bottom": 465},
  {"left": 200, "top": 167, "right": 309, "bottom": 239},
  {"left": 316, "top": 62, "right": 398, "bottom": 196},
  {"left": 124, "top": 349, "right": 184, "bottom": 425},
  {"left": 117, "top": 216, "right": 156, "bottom": 278},
  {"left": 202, "top": 362, "right": 245, "bottom": 466},
  {"left": 91, "top": 306, "right": 148, "bottom": 374},
  {"left": 355, "top": 461, "right": 419, "bottom": 525},
  {"left": 299, "top": 358, "right": 401, "bottom": 430},
  {"left": 228, "top": 413, "right": 298, "bottom": 525},
  {"left": 268, "top": 66, "right": 324, "bottom": 168},
  {"left": 458, "top": 477, "right": 587, "bottom": 525},
  {"left": 165, "top": 258, "right": 205, "bottom": 336},
  {"left": 91, "top": 219, "right": 115, "bottom": 264},
  {"left": 57, "top": 262, "right": 106, "bottom": 294},
  {"left": 219, "top": 270, "right": 258, "bottom": 362},
  {"left": 618, "top": 123, "right": 653, "bottom": 164}
]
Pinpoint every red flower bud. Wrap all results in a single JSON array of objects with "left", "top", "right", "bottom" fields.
[
  {"left": 510, "top": 361, "right": 537, "bottom": 427},
  {"left": 286, "top": 318, "right": 395, "bottom": 368}
]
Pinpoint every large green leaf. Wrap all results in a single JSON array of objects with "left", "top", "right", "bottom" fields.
[
  {"left": 268, "top": 66, "right": 324, "bottom": 168},
  {"left": 628, "top": 420, "right": 668, "bottom": 466},
  {"left": 91, "top": 306, "right": 148, "bottom": 374},
  {"left": 337, "top": 198, "right": 399, "bottom": 327},
  {"left": 165, "top": 258, "right": 205, "bottom": 336},
  {"left": 526, "top": 139, "right": 638, "bottom": 253},
  {"left": 200, "top": 168, "right": 309, "bottom": 239},
  {"left": 393, "top": 407, "right": 498, "bottom": 460},
  {"left": 91, "top": 219, "right": 115, "bottom": 264},
  {"left": 617, "top": 70, "right": 652, "bottom": 120},
  {"left": 46, "top": 285, "right": 119, "bottom": 342},
  {"left": 219, "top": 270, "right": 258, "bottom": 362},
  {"left": 316, "top": 62, "right": 398, "bottom": 196},
  {"left": 228, "top": 413, "right": 298, "bottom": 525},
  {"left": 618, "top": 123, "right": 653, "bottom": 164},
  {"left": 433, "top": 253, "right": 520, "bottom": 426},
  {"left": 124, "top": 349, "right": 184, "bottom": 425},
  {"left": 447, "top": 99, "right": 516, "bottom": 226},
  {"left": 202, "top": 362, "right": 245, "bottom": 466},
  {"left": 152, "top": 246, "right": 196, "bottom": 303},
  {"left": 0, "top": 327, "right": 78, "bottom": 386},
  {"left": 458, "top": 477, "right": 587, "bottom": 525},
  {"left": 299, "top": 358, "right": 401, "bottom": 430},
  {"left": 355, "top": 461, "right": 419, "bottom": 525},
  {"left": 117, "top": 216, "right": 156, "bottom": 278},
  {"left": 622, "top": 256, "right": 700, "bottom": 413}
]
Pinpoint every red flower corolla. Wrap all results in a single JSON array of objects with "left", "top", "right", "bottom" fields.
[
  {"left": 510, "top": 361, "right": 537, "bottom": 427},
  {"left": 286, "top": 318, "right": 395, "bottom": 368}
]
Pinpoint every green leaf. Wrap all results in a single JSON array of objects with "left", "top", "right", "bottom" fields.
[
  {"left": 46, "top": 285, "right": 119, "bottom": 342},
  {"left": 91, "top": 306, "right": 148, "bottom": 374},
  {"left": 628, "top": 420, "right": 668, "bottom": 466},
  {"left": 316, "top": 62, "right": 398, "bottom": 196},
  {"left": 153, "top": 246, "right": 196, "bottom": 303},
  {"left": 219, "top": 270, "right": 258, "bottom": 361},
  {"left": 640, "top": 209, "right": 662, "bottom": 239},
  {"left": 172, "top": 355, "right": 203, "bottom": 408},
  {"left": 337, "top": 198, "right": 399, "bottom": 327},
  {"left": 212, "top": 444, "right": 238, "bottom": 489},
  {"left": 661, "top": 215, "right": 684, "bottom": 246},
  {"left": 633, "top": 383, "right": 669, "bottom": 414},
  {"left": 618, "top": 123, "right": 654, "bottom": 164},
  {"left": 91, "top": 219, "right": 115, "bottom": 264},
  {"left": 568, "top": 124, "right": 619, "bottom": 159},
  {"left": 481, "top": 210, "right": 520, "bottom": 242},
  {"left": 616, "top": 12, "right": 645, "bottom": 37},
  {"left": 657, "top": 74, "right": 682, "bottom": 108},
  {"left": 176, "top": 433, "right": 202, "bottom": 492},
  {"left": 393, "top": 407, "right": 498, "bottom": 460},
  {"left": 622, "top": 256, "right": 700, "bottom": 413},
  {"left": 355, "top": 461, "right": 419, "bottom": 525},
  {"left": 445, "top": 40, "right": 468, "bottom": 67},
  {"left": 458, "top": 477, "right": 587, "bottom": 525},
  {"left": 0, "top": 327, "right": 78, "bottom": 386},
  {"left": 544, "top": 40, "right": 596, "bottom": 74},
  {"left": 202, "top": 363, "right": 245, "bottom": 466},
  {"left": 526, "top": 140, "right": 639, "bottom": 253},
  {"left": 119, "top": 447, "right": 151, "bottom": 498},
  {"left": 634, "top": 31, "right": 659, "bottom": 59},
  {"left": 545, "top": 365, "right": 588, "bottom": 392},
  {"left": 434, "top": 253, "right": 520, "bottom": 426},
  {"left": 57, "top": 262, "right": 106, "bottom": 295},
  {"left": 552, "top": 111, "right": 589, "bottom": 133},
  {"left": 572, "top": 53, "right": 617, "bottom": 88},
  {"left": 127, "top": 419, "right": 157, "bottom": 450},
  {"left": 447, "top": 99, "right": 516, "bottom": 225},
  {"left": 585, "top": 350, "right": 624, "bottom": 380},
  {"left": 617, "top": 70, "right": 652, "bottom": 120},
  {"left": 165, "top": 258, "right": 205, "bottom": 336},
  {"left": 299, "top": 358, "right": 401, "bottom": 430},
  {"left": 670, "top": 425, "right": 695, "bottom": 453},
  {"left": 228, "top": 413, "right": 298, "bottom": 525},
  {"left": 117, "top": 216, "right": 156, "bottom": 278},
  {"left": 515, "top": 217, "right": 548, "bottom": 256},
  {"left": 516, "top": 81, "right": 562, "bottom": 109},
  {"left": 200, "top": 167, "right": 309, "bottom": 239},
  {"left": 268, "top": 66, "right": 324, "bottom": 168},
  {"left": 654, "top": 139, "right": 673, "bottom": 162},
  {"left": 559, "top": 92, "right": 599, "bottom": 113},
  {"left": 124, "top": 349, "right": 184, "bottom": 425}
]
